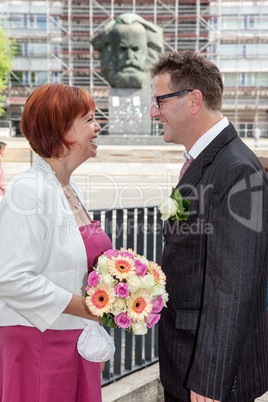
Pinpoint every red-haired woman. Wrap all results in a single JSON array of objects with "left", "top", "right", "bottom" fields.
[{"left": 0, "top": 84, "right": 112, "bottom": 401}]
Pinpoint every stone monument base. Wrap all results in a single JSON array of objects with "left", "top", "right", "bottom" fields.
[{"left": 108, "top": 88, "right": 151, "bottom": 135}]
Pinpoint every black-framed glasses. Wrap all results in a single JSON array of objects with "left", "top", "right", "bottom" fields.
[{"left": 153, "top": 89, "right": 194, "bottom": 109}]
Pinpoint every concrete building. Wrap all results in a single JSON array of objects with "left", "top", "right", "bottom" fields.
[{"left": 0, "top": 0, "right": 267, "bottom": 138}]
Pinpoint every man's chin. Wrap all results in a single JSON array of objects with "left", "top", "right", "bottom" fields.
[{"left": 163, "top": 130, "right": 173, "bottom": 144}]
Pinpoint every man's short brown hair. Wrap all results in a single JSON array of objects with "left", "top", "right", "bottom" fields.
[{"left": 151, "top": 51, "right": 224, "bottom": 111}]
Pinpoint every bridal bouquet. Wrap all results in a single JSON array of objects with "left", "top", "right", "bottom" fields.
[{"left": 85, "top": 248, "right": 168, "bottom": 335}]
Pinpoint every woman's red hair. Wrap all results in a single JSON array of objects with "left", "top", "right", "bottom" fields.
[{"left": 20, "top": 83, "right": 96, "bottom": 158}]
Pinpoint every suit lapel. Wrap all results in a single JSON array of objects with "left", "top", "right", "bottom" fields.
[{"left": 177, "top": 123, "right": 237, "bottom": 197}]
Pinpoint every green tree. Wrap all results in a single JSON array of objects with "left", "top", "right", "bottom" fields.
[{"left": 0, "top": 25, "right": 16, "bottom": 116}]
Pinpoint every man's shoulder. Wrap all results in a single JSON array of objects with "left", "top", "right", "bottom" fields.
[{"left": 209, "top": 125, "right": 257, "bottom": 167}]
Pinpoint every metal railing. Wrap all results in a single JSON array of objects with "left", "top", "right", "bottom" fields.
[{"left": 90, "top": 206, "right": 163, "bottom": 386}]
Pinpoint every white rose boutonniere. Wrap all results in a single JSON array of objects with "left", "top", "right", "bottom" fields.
[{"left": 159, "top": 187, "right": 190, "bottom": 222}]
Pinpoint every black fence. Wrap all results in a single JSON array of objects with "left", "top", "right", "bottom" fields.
[{"left": 90, "top": 206, "right": 163, "bottom": 386}]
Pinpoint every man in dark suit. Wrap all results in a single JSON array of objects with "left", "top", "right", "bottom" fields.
[{"left": 150, "top": 51, "right": 268, "bottom": 402}]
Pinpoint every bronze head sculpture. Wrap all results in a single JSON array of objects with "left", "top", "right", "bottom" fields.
[{"left": 91, "top": 13, "right": 164, "bottom": 88}]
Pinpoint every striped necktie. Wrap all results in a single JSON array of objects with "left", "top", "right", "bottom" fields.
[{"left": 179, "top": 156, "right": 194, "bottom": 181}]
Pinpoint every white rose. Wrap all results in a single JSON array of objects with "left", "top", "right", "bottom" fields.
[
  {"left": 162, "top": 289, "right": 169, "bottom": 307},
  {"left": 111, "top": 298, "right": 127, "bottom": 316},
  {"left": 131, "top": 321, "right": 148, "bottom": 335},
  {"left": 127, "top": 275, "right": 142, "bottom": 294},
  {"left": 141, "top": 274, "right": 155, "bottom": 291},
  {"left": 97, "top": 255, "right": 109, "bottom": 273},
  {"left": 150, "top": 284, "right": 165, "bottom": 297},
  {"left": 158, "top": 197, "right": 178, "bottom": 221},
  {"left": 136, "top": 255, "right": 149, "bottom": 266},
  {"left": 102, "top": 273, "right": 117, "bottom": 287}
]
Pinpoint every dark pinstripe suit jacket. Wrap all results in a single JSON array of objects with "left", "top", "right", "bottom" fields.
[{"left": 159, "top": 123, "right": 268, "bottom": 402}]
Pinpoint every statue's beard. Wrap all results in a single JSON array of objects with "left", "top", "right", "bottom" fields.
[{"left": 103, "top": 69, "right": 150, "bottom": 88}]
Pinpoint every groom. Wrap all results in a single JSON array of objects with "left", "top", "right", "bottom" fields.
[{"left": 150, "top": 51, "right": 268, "bottom": 402}]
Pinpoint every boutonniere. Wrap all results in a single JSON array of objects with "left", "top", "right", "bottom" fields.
[{"left": 158, "top": 187, "right": 190, "bottom": 222}]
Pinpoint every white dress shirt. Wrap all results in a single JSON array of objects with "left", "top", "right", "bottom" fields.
[
  {"left": 0, "top": 156, "right": 89, "bottom": 332},
  {"left": 183, "top": 116, "right": 229, "bottom": 161}
]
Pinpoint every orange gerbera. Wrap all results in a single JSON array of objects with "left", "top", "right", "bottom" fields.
[
  {"left": 148, "top": 261, "right": 166, "bottom": 285},
  {"left": 85, "top": 283, "right": 115, "bottom": 317},
  {"left": 127, "top": 289, "right": 153, "bottom": 322},
  {"left": 108, "top": 256, "right": 136, "bottom": 280}
]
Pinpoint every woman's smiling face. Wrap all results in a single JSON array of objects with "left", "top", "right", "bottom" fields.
[{"left": 65, "top": 110, "right": 101, "bottom": 161}]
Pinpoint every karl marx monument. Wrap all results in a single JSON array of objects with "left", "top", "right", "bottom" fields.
[
  {"left": 91, "top": 13, "right": 164, "bottom": 134},
  {"left": 91, "top": 13, "right": 164, "bottom": 89},
  {"left": 91, "top": 13, "right": 164, "bottom": 135}
]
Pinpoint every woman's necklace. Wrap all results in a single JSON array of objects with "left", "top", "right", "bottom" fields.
[
  {"left": 61, "top": 185, "right": 82, "bottom": 209},
  {"left": 52, "top": 171, "right": 82, "bottom": 209}
]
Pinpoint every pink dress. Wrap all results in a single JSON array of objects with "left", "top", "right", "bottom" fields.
[
  {"left": 79, "top": 221, "right": 112, "bottom": 272},
  {"left": 0, "top": 221, "right": 112, "bottom": 402}
]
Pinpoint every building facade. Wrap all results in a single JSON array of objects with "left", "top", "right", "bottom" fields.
[{"left": 0, "top": 0, "right": 267, "bottom": 137}]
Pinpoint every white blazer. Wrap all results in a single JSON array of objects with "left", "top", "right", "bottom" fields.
[{"left": 0, "top": 156, "right": 89, "bottom": 332}]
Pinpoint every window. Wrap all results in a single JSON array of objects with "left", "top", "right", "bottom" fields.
[
  {"left": 258, "top": 73, "right": 268, "bottom": 86},
  {"left": 222, "top": 17, "right": 239, "bottom": 30},
  {"left": 223, "top": 73, "right": 237, "bottom": 87},
  {"left": 10, "top": 14, "right": 23, "bottom": 28},
  {"left": 241, "top": 73, "right": 246, "bottom": 86},
  {"left": 36, "top": 15, "right": 47, "bottom": 29},
  {"left": 53, "top": 45, "right": 60, "bottom": 57},
  {"left": 244, "top": 15, "right": 255, "bottom": 29},
  {"left": 53, "top": 72, "right": 59, "bottom": 84},
  {"left": 220, "top": 44, "right": 238, "bottom": 58},
  {"left": 239, "top": 123, "right": 253, "bottom": 138},
  {"left": 23, "top": 14, "right": 27, "bottom": 28},
  {"left": 16, "top": 43, "right": 23, "bottom": 56},
  {"left": 29, "top": 15, "right": 35, "bottom": 28},
  {"left": 31, "top": 72, "right": 36, "bottom": 83},
  {"left": 33, "top": 43, "right": 47, "bottom": 56},
  {"left": 22, "top": 43, "right": 28, "bottom": 57},
  {"left": 10, "top": 71, "right": 23, "bottom": 84},
  {"left": 36, "top": 72, "right": 48, "bottom": 85},
  {"left": 20, "top": 43, "right": 48, "bottom": 57},
  {"left": 245, "top": 73, "right": 254, "bottom": 86},
  {"left": 24, "top": 71, "right": 29, "bottom": 85}
]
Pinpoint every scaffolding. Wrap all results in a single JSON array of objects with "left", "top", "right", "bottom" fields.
[{"left": 1, "top": 0, "right": 268, "bottom": 136}]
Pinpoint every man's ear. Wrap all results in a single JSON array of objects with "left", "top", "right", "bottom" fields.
[{"left": 190, "top": 90, "right": 203, "bottom": 115}]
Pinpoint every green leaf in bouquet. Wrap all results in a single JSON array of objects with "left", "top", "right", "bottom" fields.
[{"left": 101, "top": 313, "right": 117, "bottom": 328}]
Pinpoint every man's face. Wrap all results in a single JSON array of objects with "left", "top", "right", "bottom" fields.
[{"left": 150, "top": 73, "right": 191, "bottom": 146}]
